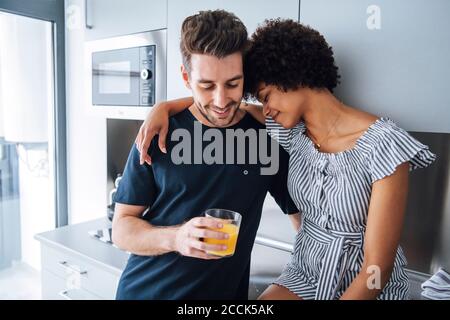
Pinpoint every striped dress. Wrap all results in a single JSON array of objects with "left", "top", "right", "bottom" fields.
[{"left": 265, "top": 117, "right": 436, "bottom": 300}]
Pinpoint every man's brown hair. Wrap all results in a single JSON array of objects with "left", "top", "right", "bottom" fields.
[{"left": 180, "top": 10, "right": 249, "bottom": 72}]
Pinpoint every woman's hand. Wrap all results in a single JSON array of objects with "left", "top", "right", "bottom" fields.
[
  {"left": 135, "top": 97, "right": 194, "bottom": 165},
  {"left": 240, "top": 102, "right": 265, "bottom": 124},
  {"left": 135, "top": 103, "right": 170, "bottom": 165}
]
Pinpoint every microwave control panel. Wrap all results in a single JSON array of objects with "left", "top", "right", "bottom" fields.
[{"left": 140, "top": 45, "right": 156, "bottom": 106}]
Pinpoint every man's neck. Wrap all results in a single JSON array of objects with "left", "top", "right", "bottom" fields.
[{"left": 188, "top": 104, "right": 246, "bottom": 128}]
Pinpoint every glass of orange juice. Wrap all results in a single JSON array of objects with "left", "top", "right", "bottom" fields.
[{"left": 203, "top": 208, "right": 242, "bottom": 257}]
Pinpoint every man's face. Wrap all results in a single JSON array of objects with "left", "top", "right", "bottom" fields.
[{"left": 182, "top": 52, "right": 244, "bottom": 127}]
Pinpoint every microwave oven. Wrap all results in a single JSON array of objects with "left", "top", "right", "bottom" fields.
[{"left": 85, "top": 30, "right": 167, "bottom": 119}]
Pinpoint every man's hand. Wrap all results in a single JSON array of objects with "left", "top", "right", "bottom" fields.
[
  {"left": 174, "top": 217, "right": 230, "bottom": 260},
  {"left": 135, "top": 103, "right": 170, "bottom": 165}
]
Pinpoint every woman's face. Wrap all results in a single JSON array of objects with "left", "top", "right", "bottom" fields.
[{"left": 256, "top": 84, "right": 305, "bottom": 129}]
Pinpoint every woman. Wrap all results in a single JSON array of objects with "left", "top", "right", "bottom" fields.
[{"left": 135, "top": 19, "right": 435, "bottom": 299}]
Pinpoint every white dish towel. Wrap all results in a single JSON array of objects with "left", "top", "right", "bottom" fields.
[{"left": 421, "top": 268, "right": 450, "bottom": 300}]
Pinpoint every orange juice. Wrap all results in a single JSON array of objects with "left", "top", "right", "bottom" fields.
[{"left": 204, "top": 223, "right": 239, "bottom": 257}]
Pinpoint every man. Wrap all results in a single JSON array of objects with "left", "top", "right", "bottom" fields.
[{"left": 113, "top": 10, "right": 299, "bottom": 300}]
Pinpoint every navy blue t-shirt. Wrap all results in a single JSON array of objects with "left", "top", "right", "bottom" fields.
[{"left": 114, "top": 109, "right": 297, "bottom": 300}]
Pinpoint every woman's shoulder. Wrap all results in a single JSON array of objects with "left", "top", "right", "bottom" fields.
[
  {"left": 353, "top": 114, "right": 436, "bottom": 182},
  {"left": 359, "top": 116, "right": 405, "bottom": 143},
  {"left": 343, "top": 108, "right": 379, "bottom": 133},
  {"left": 344, "top": 107, "right": 396, "bottom": 144}
]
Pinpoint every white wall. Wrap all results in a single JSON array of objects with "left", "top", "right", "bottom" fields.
[{"left": 65, "top": 0, "right": 107, "bottom": 224}]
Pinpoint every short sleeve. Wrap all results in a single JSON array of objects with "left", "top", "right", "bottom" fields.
[
  {"left": 367, "top": 120, "right": 436, "bottom": 183},
  {"left": 268, "top": 143, "right": 299, "bottom": 215},
  {"left": 114, "top": 145, "right": 157, "bottom": 206},
  {"left": 265, "top": 117, "right": 303, "bottom": 154}
]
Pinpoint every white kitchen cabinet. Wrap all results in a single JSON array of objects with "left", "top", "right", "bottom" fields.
[
  {"left": 300, "top": 0, "right": 450, "bottom": 133},
  {"left": 166, "top": 0, "right": 300, "bottom": 100},
  {"left": 84, "top": 0, "right": 167, "bottom": 41},
  {"left": 40, "top": 245, "right": 120, "bottom": 299},
  {"left": 35, "top": 218, "right": 129, "bottom": 300},
  {"left": 41, "top": 270, "right": 102, "bottom": 300}
]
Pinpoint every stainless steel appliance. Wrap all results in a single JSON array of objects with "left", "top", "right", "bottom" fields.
[
  {"left": 85, "top": 30, "right": 167, "bottom": 120},
  {"left": 106, "top": 119, "right": 143, "bottom": 220},
  {"left": 107, "top": 174, "right": 122, "bottom": 221}
]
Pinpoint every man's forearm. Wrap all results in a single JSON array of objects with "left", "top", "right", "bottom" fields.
[{"left": 112, "top": 215, "right": 178, "bottom": 256}]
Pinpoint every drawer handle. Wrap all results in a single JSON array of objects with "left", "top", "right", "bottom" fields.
[
  {"left": 59, "top": 289, "right": 93, "bottom": 300},
  {"left": 58, "top": 261, "right": 88, "bottom": 275},
  {"left": 59, "top": 290, "right": 73, "bottom": 300},
  {"left": 85, "top": 0, "right": 93, "bottom": 29}
]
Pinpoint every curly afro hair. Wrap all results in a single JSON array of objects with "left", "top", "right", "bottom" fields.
[{"left": 244, "top": 19, "right": 340, "bottom": 100}]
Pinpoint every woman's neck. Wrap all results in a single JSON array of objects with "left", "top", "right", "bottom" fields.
[{"left": 302, "top": 90, "right": 346, "bottom": 139}]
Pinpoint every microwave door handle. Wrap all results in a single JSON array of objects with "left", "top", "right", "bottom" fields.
[
  {"left": 92, "top": 69, "right": 140, "bottom": 78},
  {"left": 85, "top": 0, "right": 93, "bottom": 29}
]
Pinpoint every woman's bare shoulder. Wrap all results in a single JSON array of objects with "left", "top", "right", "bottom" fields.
[{"left": 345, "top": 107, "right": 379, "bottom": 131}]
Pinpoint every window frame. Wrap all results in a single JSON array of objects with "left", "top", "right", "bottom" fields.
[{"left": 0, "top": 0, "right": 68, "bottom": 227}]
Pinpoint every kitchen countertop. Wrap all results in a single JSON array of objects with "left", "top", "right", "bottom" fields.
[
  {"left": 34, "top": 208, "right": 297, "bottom": 277},
  {"left": 35, "top": 217, "right": 129, "bottom": 276},
  {"left": 35, "top": 215, "right": 431, "bottom": 300}
]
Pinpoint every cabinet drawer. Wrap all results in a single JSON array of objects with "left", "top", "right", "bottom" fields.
[
  {"left": 42, "top": 270, "right": 102, "bottom": 300},
  {"left": 41, "top": 245, "right": 120, "bottom": 299}
]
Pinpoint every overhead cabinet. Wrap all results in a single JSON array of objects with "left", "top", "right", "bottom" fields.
[{"left": 84, "top": 0, "right": 168, "bottom": 41}]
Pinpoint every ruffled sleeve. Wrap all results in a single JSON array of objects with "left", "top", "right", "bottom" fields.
[
  {"left": 366, "top": 118, "right": 436, "bottom": 183},
  {"left": 265, "top": 117, "right": 303, "bottom": 154}
]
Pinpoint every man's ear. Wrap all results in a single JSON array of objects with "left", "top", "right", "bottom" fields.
[{"left": 181, "top": 65, "right": 191, "bottom": 89}]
